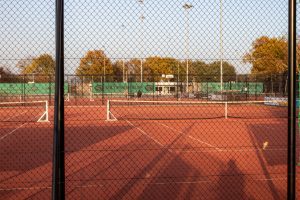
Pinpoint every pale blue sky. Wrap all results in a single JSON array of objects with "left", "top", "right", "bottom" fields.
[{"left": 0, "top": 0, "right": 296, "bottom": 74}]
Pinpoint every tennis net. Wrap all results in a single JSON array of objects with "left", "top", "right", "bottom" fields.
[
  {"left": 106, "top": 100, "right": 288, "bottom": 121},
  {"left": 0, "top": 101, "right": 49, "bottom": 122}
]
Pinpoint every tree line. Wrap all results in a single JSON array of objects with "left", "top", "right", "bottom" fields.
[{"left": 1, "top": 36, "right": 298, "bottom": 83}]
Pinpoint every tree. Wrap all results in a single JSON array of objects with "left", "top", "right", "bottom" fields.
[
  {"left": 143, "top": 56, "right": 180, "bottom": 81},
  {"left": 144, "top": 57, "right": 177, "bottom": 74},
  {"left": 189, "top": 60, "right": 236, "bottom": 82},
  {"left": 189, "top": 60, "right": 208, "bottom": 82},
  {"left": 19, "top": 54, "right": 55, "bottom": 82},
  {"left": 243, "top": 36, "right": 300, "bottom": 93},
  {"left": 16, "top": 56, "right": 33, "bottom": 72},
  {"left": 112, "top": 60, "right": 125, "bottom": 82},
  {"left": 76, "top": 50, "right": 112, "bottom": 81},
  {"left": 124, "top": 58, "right": 144, "bottom": 82},
  {"left": 21, "top": 54, "right": 55, "bottom": 75},
  {"left": 243, "top": 36, "right": 290, "bottom": 75},
  {"left": 206, "top": 61, "right": 237, "bottom": 82}
]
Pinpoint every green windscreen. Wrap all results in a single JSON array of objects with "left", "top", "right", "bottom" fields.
[
  {"left": 92, "top": 82, "right": 155, "bottom": 94},
  {"left": 0, "top": 83, "right": 68, "bottom": 95}
]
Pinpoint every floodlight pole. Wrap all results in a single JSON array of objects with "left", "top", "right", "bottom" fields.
[
  {"left": 32, "top": 73, "right": 35, "bottom": 83},
  {"left": 183, "top": 3, "right": 193, "bottom": 93},
  {"left": 220, "top": 0, "right": 223, "bottom": 96},
  {"left": 123, "top": 59, "right": 125, "bottom": 82},
  {"left": 138, "top": 0, "right": 144, "bottom": 83},
  {"left": 103, "top": 47, "right": 106, "bottom": 83}
]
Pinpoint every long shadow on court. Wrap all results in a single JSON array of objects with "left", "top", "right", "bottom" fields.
[
  {"left": 106, "top": 122, "right": 227, "bottom": 200},
  {"left": 0, "top": 125, "right": 133, "bottom": 172},
  {"left": 135, "top": 145, "right": 220, "bottom": 200},
  {"left": 247, "top": 123, "right": 283, "bottom": 199},
  {"left": 247, "top": 122, "right": 287, "bottom": 166},
  {"left": 217, "top": 159, "right": 247, "bottom": 200}
]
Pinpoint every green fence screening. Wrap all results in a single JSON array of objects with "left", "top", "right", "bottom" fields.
[
  {"left": 0, "top": 83, "right": 68, "bottom": 95},
  {"left": 92, "top": 82, "right": 155, "bottom": 94},
  {"left": 199, "top": 82, "right": 263, "bottom": 94}
]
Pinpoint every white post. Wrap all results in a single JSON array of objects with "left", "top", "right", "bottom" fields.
[
  {"left": 90, "top": 76, "right": 94, "bottom": 101},
  {"left": 104, "top": 57, "right": 106, "bottom": 83},
  {"left": 140, "top": 59, "right": 143, "bottom": 83},
  {"left": 106, "top": 100, "right": 110, "bottom": 120},
  {"left": 220, "top": 0, "right": 223, "bottom": 97},
  {"left": 45, "top": 100, "right": 49, "bottom": 122},
  {"left": 183, "top": 3, "right": 193, "bottom": 93},
  {"left": 123, "top": 59, "right": 125, "bottom": 83},
  {"left": 225, "top": 102, "right": 228, "bottom": 119},
  {"left": 138, "top": 0, "right": 145, "bottom": 83}
]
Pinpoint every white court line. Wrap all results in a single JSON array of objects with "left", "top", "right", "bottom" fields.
[
  {"left": 64, "top": 105, "right": 105, "bottom": 108},
  {"left": 0, "top": 184, "right": 106, "bottom": 192},
  {"left": 148, "top": 177, "right": 291, "bottom": 185},
  {"left": 178, "top": 148, "right": 287, "bottom": 153},
  {"left": 75, "top": 184, "right": 103, "bottom": 188},
  {"left": 150, "top": 180, "right": 211, "bottom": 185},
  {"left": 0, "top": 186, "right": 51, "bottom": 191},
  {"left": 188, "top": 136, "right": 222, "bottom": 151},
  {"left": 0, "top": 123, "right": 26, "bottom": 141},
  {"left": 125, "top": 120, "right": 165, "bottom": 148},
  {"left": 158, "top": 122, "right": 287, "bottom": 153},
  {"left": 158, "top": 122, "right": 222, "bottom": 151},
  {"left": 255, "top": 177, "right": 287, "bottom": 181}
]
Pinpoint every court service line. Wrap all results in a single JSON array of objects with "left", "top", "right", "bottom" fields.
[
  {"left": 158, "top": 123, "right": 286, "bottom": 153},
  {"left": 0, "top": 123, "right": 26, "bottom": 141},
  {"left": 125, "top": 120, "right": 167, "bottom": 150},
  {"left": 158, "top": 122, "right": 222, "bottom": 151},
  {"left": 177, "top": 148, "right": 286, "bottom": 153},
  {"left": 0, "top": 186, "right": 51, "bottom": 191},
  {"left": 151, "top": 180, "right": 211, "bottom": 185}
]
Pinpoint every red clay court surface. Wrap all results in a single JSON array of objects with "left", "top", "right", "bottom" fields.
[{"left": 0, "top": 101, "right": 299, "bottom": 199}]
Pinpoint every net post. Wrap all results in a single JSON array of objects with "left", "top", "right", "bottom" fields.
[
  {"left": 45, "top": 100, "right": 49, "bottom": 122},
  {"left": 22, "top": 75, "right": 25, "bottom": 102},
  {"left": 101, "top": 76, "right": 104, "bottom": 105},
  {"left": 90, "top": 76, "right": 94, "bottom": 101},
  {"left": 225, "top": 102, "right": 228, "bottom": 119},
  {"left": 106, "top": 100, "right": 110, "bottom": 121},
  {"left": 106, "top": 100, "right": 110, "bottom": 120},
  {"left": 64, "top": 93, "right": 70, "bottom": 101}
]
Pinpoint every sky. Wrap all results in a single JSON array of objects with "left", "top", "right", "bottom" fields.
[{"left": 0, "top": 0, "right": 297, "bottom": 74}]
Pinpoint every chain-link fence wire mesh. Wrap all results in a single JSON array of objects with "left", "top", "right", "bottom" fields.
[
  {"left": 0, "top": 1, "right": 55, "bottom": 199},
  {"left": 0, "top": 0, "right": 299, "bottom": 199}
]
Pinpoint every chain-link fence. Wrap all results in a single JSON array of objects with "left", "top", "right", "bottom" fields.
[{"left": 0, "top": 0, "right": 299, "bottom": 199}]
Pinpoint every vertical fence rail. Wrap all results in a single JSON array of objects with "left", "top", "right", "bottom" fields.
[
  {"left": 288, "top": 0, "right": 297, "bottom": 199},
  {"left": 52, "top": 0, "right": 65, "bottom": 199}
]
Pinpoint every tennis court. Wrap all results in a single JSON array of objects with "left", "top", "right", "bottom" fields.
[{"left": 0, "top": 99, "right": 294, "bottom": 199}]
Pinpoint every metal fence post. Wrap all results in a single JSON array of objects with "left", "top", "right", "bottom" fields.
[
  {"left": 52, "top": 0, "right": 65, "bottom": 199},
  {"left": 102, "top": 76, "right": 104, "bottom": 105},
  {"left": 287, "top": 0, "right": 297, "bottom": 199},
  {"left": 49, "top": 75, "right": 52, "bottom": 104},
  {"left": 22, "top": 74, "right": 25, "bottom": 102}
]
